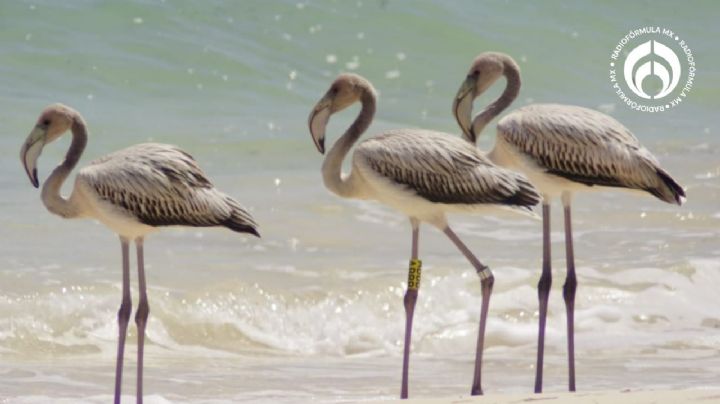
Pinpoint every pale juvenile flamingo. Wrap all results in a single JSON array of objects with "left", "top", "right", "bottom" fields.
[
  {"left": 308, "top": 73, "right": 541, "bottom": 398},
  {"left": 453, "top": 52, "right": 686, "bottom": 393},
  {"left": 20, "top": 104, "right": 259, "bottom": 404}
]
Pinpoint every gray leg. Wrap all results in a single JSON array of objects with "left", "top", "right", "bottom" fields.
[
  {"left": 535, "top": 202, "right": 552, "bottom": 393},
  {"left": 563, "top": 203, "right": 577, "bottom": 392},
  {"left": 114, "top": 237, "right": 132, "bottom": 404},
  {"left": 401, "top": 218, "right": 421, "bottom": 399},
  {"left": 443, "top": 226, "right": 494, "bottom": 396},
  {"left": 135, "top": 238, "right": 150, "bottom": 404}
]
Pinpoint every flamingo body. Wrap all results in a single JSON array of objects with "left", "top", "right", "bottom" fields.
[
  {"left": 492, "top": 104, "right": 684, "bottom": 203},
  {"left": 348, "top": 129, "right": 538, "bottom": 226},
  {"left": 77, "top": 143, "right": 257, "bottom": 239}
]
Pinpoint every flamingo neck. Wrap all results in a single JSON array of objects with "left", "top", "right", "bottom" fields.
[
  {"left": 322, "top": 91, "right": 375, "bottom": 197},
  {"left": 41, "top": 117, "right": 87, "bottom": 218},
  {"left": 471, "top": 60, "right": 521, "bottom": 140}
]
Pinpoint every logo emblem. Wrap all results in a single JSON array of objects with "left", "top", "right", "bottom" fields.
[
  {"left": 624, "top": 40, "right": 681, "bottom": 99},
  {"left": 609, "top": 27, "right": 695, "bottom": 112}
]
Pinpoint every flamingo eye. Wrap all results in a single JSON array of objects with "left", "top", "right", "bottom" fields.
[
  {"left": 330, "top": 86, "right": 339, "bottom": 95},
  {"left": 42, "top": 119, "right": 51, "bottom": 126}
]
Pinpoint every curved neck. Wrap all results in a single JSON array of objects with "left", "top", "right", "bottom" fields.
[
  {"left": 41, "top": 117, "right": 87, "bottom": 218},
  {"left": 471, "top": 60, "right": 521, "bottom": 139},
  {"left": 322, "top": 91, "right": 375, "bottom": 197}
]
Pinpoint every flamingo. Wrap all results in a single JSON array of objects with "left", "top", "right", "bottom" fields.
[
  {"left": 452, "top": 52, "right": 686, "bottom": 393},
  {"left": 308, "top": 73, "right": 541, "bottom": 397},
  {"left": 19, "top": 103, "right": 259, "bottom": 404}
]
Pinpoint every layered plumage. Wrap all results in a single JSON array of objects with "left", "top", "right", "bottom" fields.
[
  {"left": 496, "top": 104, "right": 685, "bottom": 204},
  {"left": 355, "top": 129, "right": 539, "bottom": 208},
  {"left": 79, "top": 143, "right": 257, "bottom": 235}
]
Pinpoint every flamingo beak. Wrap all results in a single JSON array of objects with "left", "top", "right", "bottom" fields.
[
  {"left": 20, "top": 126, "right": 47, "bottom": 188},
  {"left": 308, "top": 97, "right": 331, "bottom": 154},
  {"left": 453, "top": 76, "right": 477, "bottom": 143}
]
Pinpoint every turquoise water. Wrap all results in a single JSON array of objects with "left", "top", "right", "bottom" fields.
[{"left": 1, "top": 1, "right": 719, "bottom": 402}]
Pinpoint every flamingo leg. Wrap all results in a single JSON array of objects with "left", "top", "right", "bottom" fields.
[
  {"left": 135, "top": 237, "right": 149, "bottom": 404},
  {"left": 114, "top": 237, "right": 132, "bottom": 404},
  {"left": 535, "top": 202, "right": 552, "bottom": 393},
  {"left": 442, "top": 226, "right": 494, "bottom": 396},
  {"left": 400, "top": 218, "right": 421, "bottom": 399},
  {"left": 562, "top": 201, "right": 577, "bottom": 392}
]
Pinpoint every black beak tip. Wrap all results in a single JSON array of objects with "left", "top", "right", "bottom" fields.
[
  {"left": 319, "top": 139, "right": 325, "bottom": 154},
  {"left": 31, "top": 168, "right": 39, "bottom": 188}
]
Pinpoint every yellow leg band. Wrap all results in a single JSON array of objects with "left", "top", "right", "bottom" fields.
[{"left": 408, "top": 259, "right": 422, "bottom": 290}]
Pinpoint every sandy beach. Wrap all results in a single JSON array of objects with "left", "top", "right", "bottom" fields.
[{"left": 385, "top": 389, "right": 720, "bottom": 404}]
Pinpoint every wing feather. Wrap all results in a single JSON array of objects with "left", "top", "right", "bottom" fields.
[
  {"left": 498, "top": 104, "right": 663, "bottom": 190},
  {"left": 355, "top": 130, "right": 539, "bottom": 207},
  {"left": 78, "top": 143, "right": 258, "bottom": 233}
]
